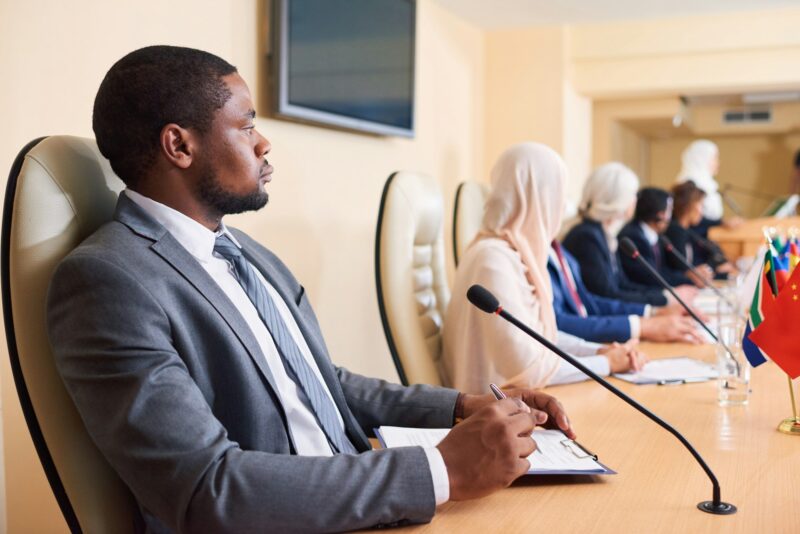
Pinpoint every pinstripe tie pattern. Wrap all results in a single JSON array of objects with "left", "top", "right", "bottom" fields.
[{"left": 214, "top": 234, "right": 356, "bottom": 454}]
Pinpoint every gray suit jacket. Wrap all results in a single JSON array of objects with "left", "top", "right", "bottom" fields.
[{"left": 47, "top": 195, "right": 459, "bottom": 533}]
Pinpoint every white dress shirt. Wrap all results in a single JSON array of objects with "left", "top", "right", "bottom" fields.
[{"left": 125, "top": 190, "right": 449, "bottom": 504}]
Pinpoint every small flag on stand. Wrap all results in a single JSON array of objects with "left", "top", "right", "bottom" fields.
[
  {"left": 742, "top": 248, "right": 778, "bottom": 367},
  {"left": 789, "top": 239, "right": 800, "bottom": 271},
  {"left": 749, "top": 266, "right": 800, "bottom": 379}
]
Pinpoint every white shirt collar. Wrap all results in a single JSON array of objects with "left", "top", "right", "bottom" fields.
[
  {"left": 124, "top": 189, "right": 241, "bottom": 261},
  {"left": 638, "top": 221, "right": 659, "bottom": 246}
]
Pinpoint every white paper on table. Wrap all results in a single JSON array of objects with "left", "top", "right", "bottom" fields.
[
  {"left": 693, "top": 289, "right": 719, "bottom": 315},
  {"left": 614, "top": 356, "right": 718, "bottom": 384},
  {"left": 375, "top": 426, "right": 611, "bottom": 474}
]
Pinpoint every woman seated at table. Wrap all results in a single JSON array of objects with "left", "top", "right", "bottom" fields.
[
  {"left": 666, "top": 181, "right": 736, "bottom": 278},
  {"left": 441, "top": 143, "right": 645, "bottom": 394},
  {"left": 562, "top": 163, "right": 699, "bottom": 307},
  {"left": 618, "top": 187, "right": 712, "bottom": 288}
]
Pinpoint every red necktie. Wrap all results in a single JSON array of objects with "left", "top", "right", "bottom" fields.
[{"left": 552, "top": 241, "right": 588, "bottom": 318}]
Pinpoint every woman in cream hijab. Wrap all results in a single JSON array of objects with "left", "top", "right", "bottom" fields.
[
  {"left": 441, "top": 143, "right": 642, "bottom": 394},
  {"left": 675, "top": 139, "right": 741, "bottom": 230},
  {"left": 675, "top": 140, "right": 723, "bottom": 221}
]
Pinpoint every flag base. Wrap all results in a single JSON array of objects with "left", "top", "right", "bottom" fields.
[{"left": 777, "top": 417, "right": 800, "bottom": 435}]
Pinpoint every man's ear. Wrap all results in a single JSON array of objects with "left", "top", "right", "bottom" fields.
[{"left": 160, "top": 124, "right": 196, "bottom": 169}]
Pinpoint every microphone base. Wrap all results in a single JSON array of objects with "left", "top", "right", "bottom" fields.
[{"left": 697, "top": 501, "right": 737, "bottom": 515}]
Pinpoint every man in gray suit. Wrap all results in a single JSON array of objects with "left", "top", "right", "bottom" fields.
[{"left": 47, "top": 46, "right": 576, "bottom": 533}]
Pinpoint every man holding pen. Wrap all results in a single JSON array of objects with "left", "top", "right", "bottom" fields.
[{"left": 46, "top": 45, "right": 575, "bottom": 532}]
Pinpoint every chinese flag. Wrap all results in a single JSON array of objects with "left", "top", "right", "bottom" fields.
[{"left": 749, "top": 266, "right": 800, "bottom": 378}]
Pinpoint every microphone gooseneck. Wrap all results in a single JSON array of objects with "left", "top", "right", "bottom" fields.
[
  {"left": 659, "top": 235, "right": 734, "bottom": 308},
  {"left": 618, "top": 238, "right": 718, "bottom": 342},
  {"left": 466, "top": 283, "right": 736, "bottom": 515},
  {"left": 617, "top": 238, "right": 742, "bottom": 382}
]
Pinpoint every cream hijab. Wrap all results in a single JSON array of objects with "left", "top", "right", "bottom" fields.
[
  {"left": 579, "top": 162, "right": 640, "bottom": 252},
  {"left": 675, "top": 140, "right": 723, "bottom": 220},
  {"left": 477, "top": 142, "right": 566, "bottom": 340}
]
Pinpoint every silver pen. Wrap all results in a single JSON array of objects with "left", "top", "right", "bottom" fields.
[{"left": 489, "top": 383, "right": 506, "bottom": 400}]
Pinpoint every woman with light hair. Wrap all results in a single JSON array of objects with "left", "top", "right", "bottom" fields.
[
  {"left": 562, "top": 163, "right": 701, "bottom": 312},
  {"left": 675, "top": 139, "right": 741, "bottom": 231},
  {"left": 441, "top": 144, "right": 644, "bottom": 394}
]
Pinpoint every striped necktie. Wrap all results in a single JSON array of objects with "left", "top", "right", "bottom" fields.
[{"left": 214, "top": 234, "right": 356, "bottom": 454}]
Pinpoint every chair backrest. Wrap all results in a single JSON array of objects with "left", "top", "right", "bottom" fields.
[
  {"left": 452, "top": 181, "right": 489, "bottom": 266},
  {"left": 2, "top": 136, "right": 139, "bottom": 532},
  {"left": 375, "top": 172, "right": 449, "bottom": 386}
]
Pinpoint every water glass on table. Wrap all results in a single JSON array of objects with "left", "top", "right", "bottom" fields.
[{"left": 716, "top": 321, "right": 751, "bottom": 406}]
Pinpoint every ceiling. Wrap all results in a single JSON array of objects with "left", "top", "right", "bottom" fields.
[{"left": 433, "top": 0, "right": 799, "bottom": 29}]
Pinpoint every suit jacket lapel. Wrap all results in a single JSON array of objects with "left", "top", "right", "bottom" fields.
[{"left": 114, "top": 196, "right": 282, "bottom": 398}]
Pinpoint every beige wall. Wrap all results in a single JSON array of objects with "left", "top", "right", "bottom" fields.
[
  {"left": 484, "top": 27, "right": 592, "bottom": 204},
  {"left": 570, "top": 7, "right": 800, "bottom": 98},
  {"left": 4, "top": 1, "right": 800, "bottom": 531},
  {"left": 0, "top": 0, "right": 484, "bottom": 531},
  {"left": 649, "top": 134, "right": 800, "bottom": 217}
]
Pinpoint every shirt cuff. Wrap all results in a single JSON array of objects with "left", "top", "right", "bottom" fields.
[
  {"left": 628, "top": 315, "right": 641, "bottom": 339},
  {"left": 424, "top": 447, "right": 450, "bottom": 506},
  {"left": 643, "top": 304, "right": 652, "bottom": 317}
]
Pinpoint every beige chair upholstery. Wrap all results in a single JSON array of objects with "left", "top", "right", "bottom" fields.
[
  {"left": 452, "top": 181, "right": 489, "bottom": 265},
  {"left": 2, "top": 136, "right": 139, "bottom": 532},
  {"left": 375, "top": 172, "right": 449, "bottom": 386}
]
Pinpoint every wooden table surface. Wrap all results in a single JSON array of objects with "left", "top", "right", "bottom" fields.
[
  {"left": 398, "top": 342, "right": 800, "bottom": 533},
  {"left": 710, "top": 216, "right": 800, "bottom": 259}
]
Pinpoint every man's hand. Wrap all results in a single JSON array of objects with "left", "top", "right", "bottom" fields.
[
  {"left": 686, "top": 264, "right": 714, "bottom": 287},
  {"left": 461, "top": 390, "right": 575, "bottom": 439},
  {"left": 673, "top": 284, "right": 698, "bottom": 303},
  {"left": 640, "top": 315, "right": 703, "bottom": 343},
  {"left": 653, "top": 303, "right": 683, "bottom": 316},
  {"left": 438, "top": 399, "right": 536, "bottom": 500}
]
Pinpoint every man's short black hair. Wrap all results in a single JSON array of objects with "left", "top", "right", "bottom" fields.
[
  {"left": 634, "top": 187, "right": 671, "bottom": 223},
  {"left": 93, "top": 45, "right": 238, "bottom": 187}
]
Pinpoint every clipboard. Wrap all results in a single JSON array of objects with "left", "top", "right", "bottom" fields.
[{"left": 375, "top": 426, "right": 615, "bottom": 476}]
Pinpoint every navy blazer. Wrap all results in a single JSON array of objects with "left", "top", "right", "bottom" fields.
[
  {"left": 549, "top": 246, "right": 646, "bottom": 343},
  {"left": 562, "top": 218, "right": 668, "bottom": 306},
  {"left": 618, "top": 221, "right": 692, "bottom": 288}
]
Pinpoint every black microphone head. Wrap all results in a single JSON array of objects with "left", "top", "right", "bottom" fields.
[
  {"left": 660, "top": 234, "right": 675, "bottom": 251},
  {"left": 467, "top": 284, "right": 500, "bottom": 314},
  {"left": 619, "top": 237, "right": 639, "bottom": 258}
]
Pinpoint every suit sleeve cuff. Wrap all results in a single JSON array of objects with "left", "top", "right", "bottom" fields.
[
  {"left": 424, "top": 447, "right": 450, "bottom": 506},
  {"left": 628, "top": 315, "right": 641, "bottom": 339}
]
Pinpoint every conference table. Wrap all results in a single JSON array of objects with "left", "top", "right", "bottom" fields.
[
  {"left": 709, "top": 215, "right": 800, "bottom": 260},
  {"left": 393, "top": 342, "right": 799, "bottom": 533}
]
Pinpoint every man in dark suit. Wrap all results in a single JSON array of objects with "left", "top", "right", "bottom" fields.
[
  {"left": 618, "top": 187, "right": 712, "bottom": 288},
  {"left": 549, "top": 241, "right": 702, "bottom": 344},
  {"left": 46, "top": 46, "right": 574, "bottom": 532}
]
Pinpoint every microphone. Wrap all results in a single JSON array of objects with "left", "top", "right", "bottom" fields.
[
  {"left": 719, "top": 184, "right": 744, "bottom": 217},
  {"left": 687, "top": 231, "right": 727, "bottom": 266},
  {"left": 618, "top": 237, "right": 741, "bottom": 375},
  {"left": 659, "top": 235, "right": 735, "bottom": 308},
  {"left": 466, "top": 284, "right": 736, "bottom": 515},
  {"left": 619, "top": 238, "right": 718, "bottom": 342}
]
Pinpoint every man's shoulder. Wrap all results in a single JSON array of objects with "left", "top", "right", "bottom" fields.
[
  {"left": 563, "top": 220, "right": 603, "bottom": 250},
  {"left": 618, "top": 221, "right": 640, "bottom": 238},
  {"left": 62, "top": 219, "right": 151, "bottom": 266}
]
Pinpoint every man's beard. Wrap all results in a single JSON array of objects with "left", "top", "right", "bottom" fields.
[{"left": 196, "top": 167, "right": 269, "bottom": 216}]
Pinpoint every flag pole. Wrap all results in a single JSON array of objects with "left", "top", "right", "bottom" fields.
[{"left": 778, "top": 376, "right": 800, "bottom": 435}]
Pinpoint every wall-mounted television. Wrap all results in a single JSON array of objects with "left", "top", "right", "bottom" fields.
[{"left": 273, "top": 0, "right": 416, "bottom": 137}]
